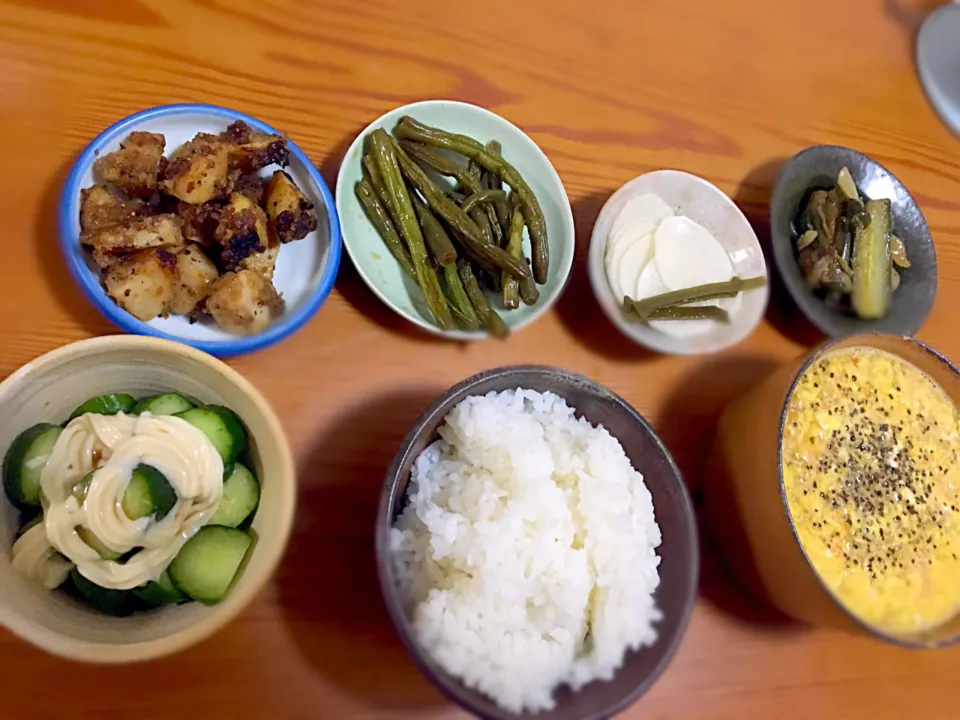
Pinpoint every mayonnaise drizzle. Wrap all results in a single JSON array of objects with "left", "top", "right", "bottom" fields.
[{"left": 12, "top": 412, "right": 224, "bottom": 590}]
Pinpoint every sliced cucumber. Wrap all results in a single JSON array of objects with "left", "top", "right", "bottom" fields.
[
  {"left": 169, "top": 526, "right": 253, "bottom": 605},
  {"left": 135, "top": 569, "right": 187, "bottom": 607},
  {"left": 71, "top": 472, "right": 93, "bottom": 503},
  {"left": 76, "top": 526, "right": 123, "bottom": 561},
  {"left": 132, "top": 393, "right": 196, "bottom": 416},
  {"left": 3, "top": 423, "right": 62, "bottom": 509},
  {"left": 70, "top": 568, "right": 138, "bottom": 616},
  {"left": 69, "top": 393, "right": 136, "bottom": 420},
  {"left": 209, "top": 463, "right": 260, "bottom": 528},
  {"left": 122, "top": 465, "right": 177, "bottom": 520},
  {"left": 175, "top": 406, "right": 247, "bottom": 470}
]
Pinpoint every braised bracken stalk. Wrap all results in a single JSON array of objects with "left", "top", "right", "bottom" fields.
[
  {"left": 461, "top": 189, "right": 508, "bottom": 215},
  {"left": 486, "top": 140, "right": 512, "bottom": 236},
  {"left": 642, "top": 305, "right": 731, "bottom": 322},
  {"left": 369, "top": 130, "right": 454, "bottom": 329},
  {"left": 355, "top": 179, "right": 415, "bottom": 278},
  {"left": 389, "top": 137, "right": 531, "bottom": 280},
  {"left": 396, "top": 116, "right": 549, "bottom": 284},
  {"left": 502, "top": 209, "right": 521, "bottom": 310},
  {"left": 457, "top": 260, "right": 509, "bottom": 339},
  {"left": 504, "top": 207, "right": 540, "bottom": 307},
  {"left": 412, "top": 195, "right": 457, "bottom": 267},
  {"left": 362, "top": 154, "right": 400, "bottom": 228},
  {"left": 468, "top": 206, "right": 495, "bottom": 245},
  {"left": 628, "top": 276, "right": 767, "bottom": 318},
  {"left": 442, "top": 263, "right": 480, "bottom": 331}
]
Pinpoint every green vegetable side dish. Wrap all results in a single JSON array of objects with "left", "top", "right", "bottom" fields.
[
  {"left": 793, "top": 166, "right": 908, "bottom": 319},
  {"left": 623, "top": 276, "right": 767, "bottom": 321},
  {"left": 354, "top": 117, "right": 551, "bottom": 338},
  {"left": 2, "top": 391, "right": 261, "bottom": 617}
]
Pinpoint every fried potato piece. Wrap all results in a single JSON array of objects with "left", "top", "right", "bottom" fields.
[
  {"left": 84, "top": 214, "right": 184, "bottom": 254},
  {"left": 168, "top": 246, "right": 219, "bottom": 314},
  {"left": 161, "top": 134, "right": 230, "bottom": 204},
  {"left": 239, "top": 237, "right": 279, "bottom": 280},
  {"left": 264, "top": 170, "right": 318, "bottom": 244},
  {"left": 102, "top": 249, "right": 177, "bottom": 322},
  {"left": 79, "top": 185, "right": 146, "bottom": 236},
  {"left": 219, "top": 120, "right": 288, "bottom": 173},
  {"left": 92, "top": 132, "right": 165, "bottom": 197},
  {"left": 206, "top": 269, "right": 283, "bottom": 335},
  {"left": 215, "top": 193, "right": 271, "bottom": 271}
]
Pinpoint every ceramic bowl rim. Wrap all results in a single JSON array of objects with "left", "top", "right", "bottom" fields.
[
  {"left": 58, "top": 102, "right": 342, "bottom": 358},
  {"left": 0, "top": 335, "right": 296, "bottom": 662},
  {"left": 375, "top": 364, "right": 700, "bottom": 719},
  {"left": 335, "top": 99, "right": 575, "bottom": 340}
]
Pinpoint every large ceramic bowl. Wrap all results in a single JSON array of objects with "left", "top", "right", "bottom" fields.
[
  {"left": 706, "top": 333, "right": 960, "bottom": 647},
  {"left": 336, "top": 100, "right": 575, "bottom": 339},
  {"left": 0, "top": 336, "right": 296, "bottom": 662},
  {"left": 769, "top": 146, "right": 936, "bottom": 338},
  {"left": 59, "top": 103, "right": 342, "bottom": 357},
  {"left": 376, "top": 366, "right": 698, "bottom": 719}
]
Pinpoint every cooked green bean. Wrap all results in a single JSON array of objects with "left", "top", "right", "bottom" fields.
[
  {"left": 397, "top": 116, "right": 549, "bottom": 284},
  {"left": 627, "top": 276, "right": 767, "bottom": 318},
  {"left": 641, "top": 305, "right": 731, "bottom": 322},
  {"left": 458, "top": 261, "right": 509, "bottom": 339},
  {"left": 486, "top": 140, "right": 512, "bottom": 236},
  {"left": 355, "top": 179, "right": 416, "bottom": 279},
  {"left": 388, "top": 137, "right": 532, "bottom": 281},
  {"left": 412, "top": 195, "right": 457, "bottom": 267},
  {"left": 442, "top": 263, "right": 480, "bottom": 330},
  {"left": 468, "top": 206, "right": 495, "bottom": 245},
  {"left": 397, "top": 140, "right": 484, "bottom": 194},
  {"left": 369, "top": 130, "right": 454, "bottom": 330},
  {"left": 503, "top": 207, "right": 539, "bottom": 307},
  {"left": 461, "top": 189, "right": 508, "bottom": 215}
]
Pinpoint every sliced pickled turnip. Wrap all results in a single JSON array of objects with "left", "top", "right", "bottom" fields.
[
  {"left": 605, "top": 229, "right": 653, "bottom": 299},
  {"left": 634, "top": 259, "right": 667, "bottom": 300},
  {"left": 615, "top": 240, "right": 651, "bottom": 303},
  {"left": 654, "top": 216, "right": 734, "bottom": 291},
  {"left": 606, "top": 219, "right": 659, "bottom": 262},
  {"left": 608, "top": 193, "right": 675, "bottom": 246}
]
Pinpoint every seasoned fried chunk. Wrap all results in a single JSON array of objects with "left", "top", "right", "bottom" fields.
[
  {"left": 160, "top": 134, "right": 229, "bottom": 204},
  {"left": 206, "top": 269, "right": 284, "bottom": 335},
  {"left": 264, "top": 170, "right": 317, "bottom": 243},
  {"left": 230, "top": 172, "right": 267, "bottom": 205},
  {"left": 92, "top": 132, "right": 165, "bottom": 197},
  {"left": 219, "top": 120, "right": 288, "bottom": 172},
  {"left": 168, "top": 246, "right": 219, "bottom": 314},
  {"left": 102, "top": 249, "right": 177, "bottom": 321},
  {"left": 215, "top": 193, "right": 272, "bottom": 272},
  {"left": 177, "top": 200, "right": 222, "bottom": 244},
  {"left": 79, "top": 185, "right": 145, "bottom": 235},
  {"left": 84, "top": 214, "right": 184, "bottom": 254}
]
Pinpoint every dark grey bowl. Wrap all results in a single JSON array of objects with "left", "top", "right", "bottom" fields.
[
  {"left": 770, "top": 145, "right": 937, "bottom": 337},
  {"left": 375, "top": 366, "right": 699, "bottom": 720}
]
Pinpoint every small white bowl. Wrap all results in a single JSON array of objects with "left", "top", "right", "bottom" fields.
[
  {"left": 59, "top": 104, "right": 342, "bottom": 357},
  {"left": 588, "top": 170, "right": 769, "bottom": 355}
]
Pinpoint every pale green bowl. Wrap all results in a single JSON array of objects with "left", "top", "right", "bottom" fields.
[{"left": 335, "top": 100, "right": 575, "bottom": 339}]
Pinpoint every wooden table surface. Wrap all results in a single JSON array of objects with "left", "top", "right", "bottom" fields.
[{"left": 2, "top": 0, "right": 958, "bottom": 717}]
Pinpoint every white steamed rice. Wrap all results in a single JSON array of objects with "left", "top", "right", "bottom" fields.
[{"left": 390, "top": 388, "right": 663, "bottom": 713}]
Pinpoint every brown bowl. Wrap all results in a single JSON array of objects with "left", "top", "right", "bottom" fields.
[
  {"left": 706, "top": 333, "right": 960, "bottom": 647},
  {"left": 375, "top": 366, "right": 699, "bottom": 719}
]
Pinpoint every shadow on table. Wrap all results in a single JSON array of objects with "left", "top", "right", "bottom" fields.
[
  {"left": 34, "top": 157, "right": 116, "bottom": 336},
  {"left": 734, "top": 158, "right": 823, "bottom": 349},
  {"left": 276, "top": 388, "right": 450, "bottom": 712},
  {"left": 554, "top": 188, "right": 655, "bottom": 362},
  {"left": 657, "top": 353, "right": 800, "bottom": 630}
]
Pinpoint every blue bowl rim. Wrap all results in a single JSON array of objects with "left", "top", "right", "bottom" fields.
[{"left": 58, "top": 102, "right": 342, "bottom": 358}]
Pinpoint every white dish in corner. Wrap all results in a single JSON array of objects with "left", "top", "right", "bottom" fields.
[{"left": 588, "top": 170, "right": 769, "bottom": 355}]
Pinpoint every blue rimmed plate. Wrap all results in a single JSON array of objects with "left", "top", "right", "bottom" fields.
[{"left": 59, "top": 103, "right": 341, "bottom": 357}]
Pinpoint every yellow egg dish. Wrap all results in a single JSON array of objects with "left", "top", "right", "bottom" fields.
[{"left": 782, "top": 346, "right": 960, "bottom": 636}]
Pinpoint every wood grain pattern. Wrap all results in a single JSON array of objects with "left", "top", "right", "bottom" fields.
[{"left": 0, "top": 0, "right": 958, "bottom": 717}]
